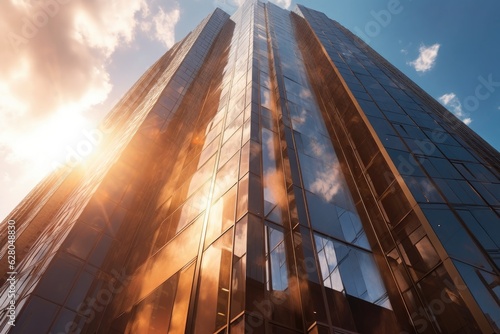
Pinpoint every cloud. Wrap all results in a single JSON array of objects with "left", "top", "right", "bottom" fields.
[
  {"left": 0, "top": 0, "right": 148, "bottom": 166},
  {"left": 271, "top": 0, "right": 292, "bottom": 8},
  {"left": 151, "top": 5, "right": 180, "bottom": 48},
  {"left": 408, "top": 43, "right": 440, "bottom": 72},
  {"left": 72, "top": 1, "right": 150, "bottom": 56},
  {"left": 439, "top": 93, "right": 456, "bottom": 105},
  {"left": 0, "top": 0, "right": 181, "bottom": 219},
  {"left": 310, "top": 163, "right": 342, "bottom": 203},
  {"left": 400, "top": 42, "right": 412, "bottom": 56},
  {"left": 438, "top": 93, "right": 472, "bottom": 125}
]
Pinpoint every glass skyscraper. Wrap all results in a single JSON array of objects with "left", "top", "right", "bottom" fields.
[{"left": 1, "top": 1, "right": 499, "bottom": 333}]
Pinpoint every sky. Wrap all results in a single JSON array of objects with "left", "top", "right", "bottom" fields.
[{"left": 0, "top": 0, "right": 499, "bottom": 220}]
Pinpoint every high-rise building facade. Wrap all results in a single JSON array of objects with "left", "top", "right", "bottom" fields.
[{"left": 1, "top": 1, "right": 499, "bottom": 333}]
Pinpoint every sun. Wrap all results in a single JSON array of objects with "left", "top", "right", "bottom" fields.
[{"left": 11, "top": 106, "right": 98, "bottom": 179}]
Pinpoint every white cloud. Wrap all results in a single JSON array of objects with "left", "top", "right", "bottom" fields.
[
  {"left": 439, "top": 93, "right": 456, "bottom": 105},
  {"left": 271, "top": 0, "right": 292, "bottom": 8},
  {"left": 438, "top": 93, "right": 472, "bottom": 125},
  {"left": 408, "top": 43, "right": 441, "bottom": 72},
  {"left": 310, "top": 164, "right": 342, "bottom": 203},
  {"left": 0, "top": 0, "right": 181, "bottom": 219},
  {"left": 73, "top": 1, "right": 149, "bottom": 57},
  {"left": 0, "top": 0, "right": 148, "bottom": 167},
  {"left": 151, "top": 5, "right": 180, "bottom": 49}
]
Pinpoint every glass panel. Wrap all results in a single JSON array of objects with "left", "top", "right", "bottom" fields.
[
  {"left": 313, "top": 233, "right": 391, "bottom": 309},
  {"left": 36, "top": 253, "right": 82, "bottom": 304},
  {"left": 422, "top": 208, "right": 493, "bottom": 272},
  {"left": 206, "top": 185, "right": 237, "bottom": 248},
  {"left": 138, "top": 215, "right": 203, "bottom": 305},
  {"left": 314, "top": 234, "right": 343, "bottom": 292},
  {"left": 80, "top": 195, "right": 117, "bottom": 232},
  {"left": 88, "top": 234, "right": 114, "bottom": 268},
  {"left": 214, "top": 152, "right": 240, "bottom": 200},
  {"left": 237, "top": 173, "right": 249, "bottom": 220},
  {"left": 169, "top": 263, "right": 195, "bottom": 333},
  {"left": 194, "top": 229, "right": 233, "bottom": 334},
  {"left": 49, "top": 308, "right": 86, "bottom": 334},
  {"left": 62, "top": 223, "right": 100, "bottom": 260},
  {"left": 379, "top": 183, "right": 412, "bottom": 225},
  {"left": 454, "top": 261, "right": 500, "bottom": 331},
  {"left": 11, "top": 296, "right": 59, "bottom": 334},
  {"left": 66, "top": 270, "right": 95, "bottom": 311},
  {"left": 127, "top": 273, "right": 179, "bottom": 333},
  {"left": 265, "top": 225, "right": 288, "bottom": 292},
  {"left": 398, "top": 226, "right": 441, "bottom": 280},
  {"left": 260, "top": 86, "right": 272, "bottom": 110},
  {"left": 261, "top": 128, "right": 285, "bottom": 219},
  {"left": 230, "top": 217, "right": 248, "bottom": 319},
  {"left": 415, "top": 265, "right": 481, "bottom": 333}
]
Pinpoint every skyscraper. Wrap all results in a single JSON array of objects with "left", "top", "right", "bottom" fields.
[{"left": 1, "top": 1, "right": 499, "bottom": 333}]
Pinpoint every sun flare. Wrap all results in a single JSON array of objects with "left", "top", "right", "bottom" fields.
[{"left": 10, "top": 107, "right": 97, "bottom": 178}]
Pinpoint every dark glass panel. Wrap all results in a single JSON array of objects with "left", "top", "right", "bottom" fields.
[
  {"left": 379, "top": 183, "right": 412, "bottom": 226},
  {"left": 49, "top": 308, "right": 87, "bottom": 334},
  {"left": 415, "top": 265, "right": 481, "bottom": 333},
  {"left": 456, "top": 210, "right": 498, "bottom": 251},
  {"left": 65, "top": 270, "right": 95, "bottom": 311},
  {"left": 36, "top": 253, "right": 82, "bottom": 304},
  {"left": 230, "top": 315, "right": 245, "bottom": 333},
  {"left": 422, "top": 208, "right": 493, "bottom": 272},
  {"left": 305, "top": 191, "right": 341, "bottom": 238},
  {"left": 403, "top": 176, "right": 444, "bottom": 203},
  {"left": 88, "top": 234, "right": 114, "bottom": 268},
  {"left": 453, "top": 261, "right": 500, "bottom": 331},
  {"left": 9, "top": 296, "right": 59, "bottom": 334},
  {"left": 248, "top": 173, "right": 263, "bottom": 217},
  {"left": 62, "top": 223, "right": 100, "bottom": 260},
  {"left": 80, "top": 195, "right": 117, "bottom": 233},
  {"left": 366, "top": 152, "right": 395, "bottom": 197}
]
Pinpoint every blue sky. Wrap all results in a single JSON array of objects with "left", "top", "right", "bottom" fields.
[{"left": 0, "top": 0, "right": 499, "bottom": 219}]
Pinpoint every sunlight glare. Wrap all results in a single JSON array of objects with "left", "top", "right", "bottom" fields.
[{"left": 13, "top": 106, "right": 96, "bottom": 177}]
